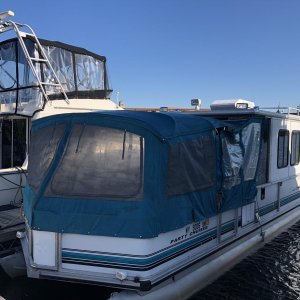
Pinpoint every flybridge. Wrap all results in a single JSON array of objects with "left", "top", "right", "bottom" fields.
[{"left": 0, "top": 11, "right": 111, "bottom": 116}]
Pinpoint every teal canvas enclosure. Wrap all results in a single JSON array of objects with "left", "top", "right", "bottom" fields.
[{"left": 24, "top": 111, "right": 263, "bottom": 238}]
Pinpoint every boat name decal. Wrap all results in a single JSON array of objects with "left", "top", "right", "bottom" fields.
[{"left": 170, "top": 220, "right": 209, "bottom": 244}]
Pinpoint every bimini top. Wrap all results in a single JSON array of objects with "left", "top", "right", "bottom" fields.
[
  {"left": 24, "top": 110, "right": 264, "bottom": 238},
  {"left": 0, "top": 37, "right": 111, "bottom": 116}
]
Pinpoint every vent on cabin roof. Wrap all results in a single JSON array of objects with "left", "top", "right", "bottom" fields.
[{"left": 210, "top": 99, "right": 255, "bottom": 110}]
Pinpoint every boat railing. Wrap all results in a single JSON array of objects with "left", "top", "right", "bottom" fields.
[
  {"left": 259, "top": 106, "right": 300, "bottom": 116},
  {"left": 0, "top": 10, "right": 111, "bottom": 117},
  {"left": 0, "top": 11, "right": 70, "bottom": 116}
]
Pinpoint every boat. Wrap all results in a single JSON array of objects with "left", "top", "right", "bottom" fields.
[
  {"left": 17, "top": 99, "right": 300, "bottom": 299},
  {"left": 0, "top": 11, "right": 120, "bottom": 210}
]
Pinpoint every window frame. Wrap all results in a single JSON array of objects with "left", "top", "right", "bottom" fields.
[
  {"left": 0, "top": 117, "right": 28, "bottom": 169},
  {"left": 290, "top": 130, "right": 300, "bottom": 166},
  {"left": 277, "top": 129, "right": 289, "bottom": 169}
]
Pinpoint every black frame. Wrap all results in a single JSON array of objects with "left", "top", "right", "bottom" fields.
[
  {"left": 277, "top": 129, "right": 289, "bottom": 169},
  {"left": 290, "top": 130, "right": 300, "bottom": 166},
  {"left": 0, "top": 37, "right": 111, "bottom": 110}
]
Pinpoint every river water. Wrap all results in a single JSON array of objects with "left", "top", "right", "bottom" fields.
[{"left": 1, "top": 221, "right": 300, "bottom": 300}]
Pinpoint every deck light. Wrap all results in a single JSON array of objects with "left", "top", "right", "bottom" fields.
[{"left": 191, "top": 98, "right": 202, "bottom": 110}]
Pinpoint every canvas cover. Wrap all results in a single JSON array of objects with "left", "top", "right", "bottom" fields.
[
  {"left": 0, "top": 38, "right": 110, "bottom": 116},
  {"left": 24, "top": 111, "right": 263, "bottom": 238}
]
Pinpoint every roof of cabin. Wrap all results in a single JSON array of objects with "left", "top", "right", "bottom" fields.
[
  {"left": 32, "top": 110, "right": 225, "bottom": 141},
  {"left": 0, "top": 36, "right": 106, "bottom": 61}
]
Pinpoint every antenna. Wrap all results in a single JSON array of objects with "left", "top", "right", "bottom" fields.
[{"left": 276, "top": 102, "right": 280, "bottom": 113}]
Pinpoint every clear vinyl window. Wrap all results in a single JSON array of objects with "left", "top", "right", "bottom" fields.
[{"left": 75, "top": 54, "right": 104, "bottom": 91}]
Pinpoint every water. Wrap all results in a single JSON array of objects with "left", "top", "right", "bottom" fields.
[
  {"left": 191, "top": 221, "right": 300, "bottom": 300},
  {"left": 0, "top": 277, "right": 115, "bottom": 300},
  {"left": 2, "top": 222, "right": 300, "bottom": 300}
]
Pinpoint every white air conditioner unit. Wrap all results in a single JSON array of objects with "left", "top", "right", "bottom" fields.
[{"left": 210, "top": 99, "right": 255, "bottom": 110}]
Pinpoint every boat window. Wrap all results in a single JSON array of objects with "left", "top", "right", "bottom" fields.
[
  {"left": 18, "top": 39, "right": 36, "bottom": 89},
  {"left": 0, "top": 39, "right": 45, "bottom": 115},
  {"left": 291, "top": 131, "right": 300, "bottom": 166},
  {"left": 256, "top": 119, "right": 270, "bottom": 185},
  {"left": 277, "top": 129, "right": 289, "bottom": 169},
  {"left": 222, "top": 132, "right": 243, "bottom": 189},
  {"left": 0, "top": 38, "right": 109, "bottom": 116},
  {"left": 75, "top": 54, "right": 105, "bottom": 91},
  {"left": 0, "top": 41, "right": 17, "bottom": 91},
  {"left": 0, "top": 118, "right": 27, "bottom": 169},
  {"left": 167, "top": 133, "right": 215, "bottom": 196},
  {"left": 46, "top": 125, "right": 144, "bottom": 199},
  {"left": 42, "top": 45, "right": 75, "bottom": 93},
  {"left": 27, "top": 124, "right": 66, "bottom": 191},
  {"left": 242, "top": 123, "right": 261, "bottom": 180}
]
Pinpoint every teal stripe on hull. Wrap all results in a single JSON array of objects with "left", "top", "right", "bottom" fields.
[
  {"left": 62, "top": 227, "right": 218, "bottom": 267},
  {"left": 62, "top": 191, "right": 300, "bottom": 269},
  {"left": 258, "top": 191, "right": 300, "bottom": 217}
]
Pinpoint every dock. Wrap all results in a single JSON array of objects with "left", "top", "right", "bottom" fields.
[{"left": 0, "top": 205, "right": 24, "bottom": 244}]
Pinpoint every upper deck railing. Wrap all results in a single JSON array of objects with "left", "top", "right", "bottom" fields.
[{"left": 259, "top": 107, "right": 300, "bottom": 116}]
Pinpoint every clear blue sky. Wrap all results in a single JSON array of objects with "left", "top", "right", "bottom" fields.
[{"left": 1, "top": 0, "right": 300, "bottom": 108}]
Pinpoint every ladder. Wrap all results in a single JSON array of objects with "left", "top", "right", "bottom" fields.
[{"left": 0, "top": 16, "right": 69, "bottom": 105}]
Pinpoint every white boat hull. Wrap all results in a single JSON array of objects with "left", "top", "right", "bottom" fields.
[
  {"left": 109, "top": 204, "right": 300, "bottom": 299},
  {"left": 18, "top": 195, "right": 300, "bottom": 297}
]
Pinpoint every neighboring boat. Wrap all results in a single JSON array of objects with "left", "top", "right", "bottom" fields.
[
  {"left": 0, "top": 11, "right": 120, "bottom": 208},
  {"left": 17, "top": 100, "right": 300, "bottom": 299}
]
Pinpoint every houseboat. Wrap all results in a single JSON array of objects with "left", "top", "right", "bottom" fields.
[
  {"left": 17, "top": 100, "right": 300, "bottom": 299},
  {"left": 0, "top": 11, "right": 120, "bottom": 210}
]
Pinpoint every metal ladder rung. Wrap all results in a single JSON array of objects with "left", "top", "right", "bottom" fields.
[
  {"left": 41, "top": 82, "right": 61, "bottom": 86},
  {"left": 30, "top": 57, "right": 47, "bottom": 62},
  {"left": 4, "top": 20, "right": 69, "bottom": 105},
  {"left": 18, "top": 31, "right": 34, "bottom": 38}
]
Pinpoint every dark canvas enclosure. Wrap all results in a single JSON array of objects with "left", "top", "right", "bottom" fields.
[
  {"left": 24, "top": 111, "right": 263, "bottom": 238},
  {"left": 45, "top": 125, "right": 144, "bottom": 199}
]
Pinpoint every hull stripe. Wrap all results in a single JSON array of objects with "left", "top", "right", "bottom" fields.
[{"left": 62, "top": 191, "right": 300, "bottom": 270}]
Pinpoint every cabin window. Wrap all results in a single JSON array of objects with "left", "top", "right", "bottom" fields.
[
  {"left": 256, "top": 119, "right": 270, "bottom": 185},
  {"left": 46, "top": 125, "right": 144, "bottom": 199},
  {"left": 167, "top": 133, "right": 215, "bottom": 196},
  {"left": 222, "top": 132, "right": 243, "bottom": 189},
  {"left": 27, "top": 124, "right": 66, "bottom": 191},
  {"left": 291, "top": 131, "right": 300, "bottom": 166},
  {"left": 0, "top": 118, "right": 27, "bottom": 169},
  {"left": 277, "top": 129, "right": 289, "bottom": 168}
]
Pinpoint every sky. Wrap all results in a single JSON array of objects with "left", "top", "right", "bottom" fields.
[{"left": 1, "top": 0, "right": 300, "bottom": 109}]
